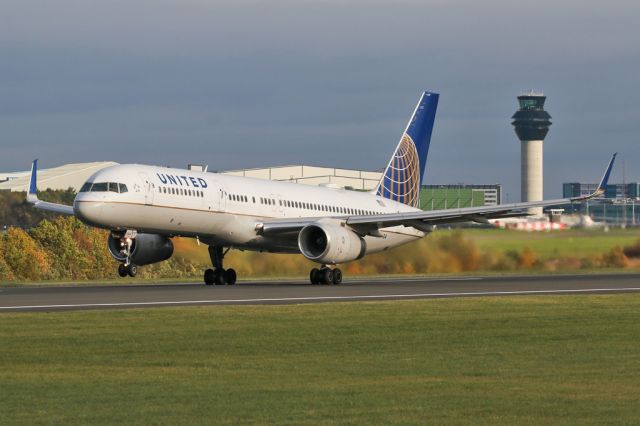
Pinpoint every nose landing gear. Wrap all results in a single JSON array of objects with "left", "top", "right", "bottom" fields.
[
  {"left": 116, "top": 230, "right": 138, "bottom": 278},
  {"left": 310, "top": 266, "right": 342, "bottom": 285},
  {"left": 204, "top": 246, "right": 237, "bottom": 285}
]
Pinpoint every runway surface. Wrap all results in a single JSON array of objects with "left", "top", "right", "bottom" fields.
[{"left": 2, "top": 273, "right": 640, "bottom": 312}]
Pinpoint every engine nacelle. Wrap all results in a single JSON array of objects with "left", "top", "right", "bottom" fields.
[
  {"left": 108, "top": 233, "right": 174, "bottom": 266},
  {"left": 298, "top": 222, "right": 366, "bottom": 264}
]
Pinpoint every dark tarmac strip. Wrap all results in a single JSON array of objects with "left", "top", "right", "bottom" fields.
[{"left": 1, "top": 273, "right": 640, "bottom": 312}]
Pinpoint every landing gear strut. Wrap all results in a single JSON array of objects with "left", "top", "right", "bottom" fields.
[
  {"left": 204, "top": 246, "right": 237, "bottom": 286},
  {"left": 310, "top": 266, "right": 342, "bottom": 285}
]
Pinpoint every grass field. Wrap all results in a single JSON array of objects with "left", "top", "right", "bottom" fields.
[
  {"left": 465, "top": 228, "right": 639, "bottom": 259},
  {"left": 2, "top": 295, "right": 640, "bottom": 424}
]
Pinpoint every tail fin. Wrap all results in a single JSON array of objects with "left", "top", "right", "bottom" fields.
[{"left": 375, "top": 91, "right": 439, "bottom": 208}]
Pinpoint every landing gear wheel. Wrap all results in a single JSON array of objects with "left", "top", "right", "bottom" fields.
[
  {"left": 204, "top": 268, "right": 215, "bottom": 285},
  {"left": 206, "top": 246, "right": 238, "bottom": 286},
  {"left": 118, "top": 264, "right": 128, "bottom": 278},
  {"left": 214, "top": 268, "right": 226, "bottom": 285},
  {"left": 310, "top": 268, "right": 321, "bottom": 285},
  {"left": 321, "top": 268, "right": 334, "bottom": 285},
  {"left": 332, "top": 268, "right": 342, "bottom": 285},
  {"left": 224, "top": 268, "right": 237, "bottom": 285},
  {"left": 127, "top": 264, "right": 138, "bottom": 277}
]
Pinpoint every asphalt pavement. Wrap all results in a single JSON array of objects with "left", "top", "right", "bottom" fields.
[{"left": 1, "top": 273, "right": 639, "bottom": 312}]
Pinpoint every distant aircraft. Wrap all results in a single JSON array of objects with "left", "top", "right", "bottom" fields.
[
  {"left": 491, "top": 212, "right": 603, "bottom": 231},
  {"left": 26, "top": 92, "right": 617, "bottom": 285}
]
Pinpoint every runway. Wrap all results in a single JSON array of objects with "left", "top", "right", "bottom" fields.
[{"left": 2, "top": 273, "right": 640, "bottom": 312}]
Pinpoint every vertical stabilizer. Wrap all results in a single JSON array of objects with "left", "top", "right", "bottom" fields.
[{"left": 375, "top": 91, "right": 439, "bottom": 207}]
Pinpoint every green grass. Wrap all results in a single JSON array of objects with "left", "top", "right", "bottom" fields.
[
  {"left": 463, "top": 228, "right": 639, "bottom": 259},
  {"left": 2, "top": 295, "right": 640, "bottom": 424}
]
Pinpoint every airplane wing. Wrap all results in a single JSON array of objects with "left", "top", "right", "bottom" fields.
[
  {"left": 258, "top": 153, "right": 617, "bottom": 237},
  {"left": 25, "top": 159, "right": 75, "bottom": 215}
]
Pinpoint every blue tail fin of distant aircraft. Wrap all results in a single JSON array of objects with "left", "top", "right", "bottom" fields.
[{"left": 375, "top": 91, "right": 439, "bottom": 208}]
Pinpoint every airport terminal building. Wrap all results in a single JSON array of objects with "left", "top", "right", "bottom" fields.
[{"left": 561, "top": 182, "right": 640, "bottom": 225}]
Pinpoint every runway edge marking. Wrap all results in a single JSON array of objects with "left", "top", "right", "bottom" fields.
[{"left": 2, "top": 287, "right": 640, "bottom": 311}]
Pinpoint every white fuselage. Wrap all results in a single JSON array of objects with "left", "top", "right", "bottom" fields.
[{"left": 73, "top": 164, "right": 424, "bottom": 256}]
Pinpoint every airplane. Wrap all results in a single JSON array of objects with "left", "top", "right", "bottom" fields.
[{"left": 25, "top": 91, "right": 617, "bottom": 285}]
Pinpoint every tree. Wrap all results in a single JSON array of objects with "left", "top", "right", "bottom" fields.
[
  {"left": 2, "top": 227, "right": 50, "bottom": 280},
  {"left": 0, "top": 236, "right": 16, "bottom": 281}
]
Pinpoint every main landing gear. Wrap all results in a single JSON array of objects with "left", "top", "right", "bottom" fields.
[
  {"left": 118, "top": 263, "right": 138, "bottom": 277},
  {"left": 310, "top": 266, "right": 342, "bottom": 285},
  {"left": 204, "top": 246, "right": 237, "bottom": 286}
]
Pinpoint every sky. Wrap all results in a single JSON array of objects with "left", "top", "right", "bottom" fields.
[{"left": 1, "top": 0, "right": 639, "bottom": 200}]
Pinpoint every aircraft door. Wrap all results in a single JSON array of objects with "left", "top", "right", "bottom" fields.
[
  {"left": 274, "top": 194, "right": 284, "bottom": 215},
  {"left": 138, "top": 172, "right": 154, "bottom": 205},
  {"left": 206, "top": 180, "right": 227, "bottom": 212}
]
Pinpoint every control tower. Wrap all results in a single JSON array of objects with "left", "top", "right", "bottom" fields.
[{"left": 511, "top": 91, "right": 552, "bottom": 216}]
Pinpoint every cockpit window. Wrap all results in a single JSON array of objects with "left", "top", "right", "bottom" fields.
[
  {"left": 91, "top": 182, "right": 108, "bottom": 192},
  {"left": 84, "top": 182, "right": 128, "bottom": 193}
]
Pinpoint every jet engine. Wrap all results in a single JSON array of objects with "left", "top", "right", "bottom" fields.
[
  {"left": 108, "top": 233, "right": 174, "bottom": 266},
  {"left": 298, "top": 222, "right": 366, "bottom": 264}
]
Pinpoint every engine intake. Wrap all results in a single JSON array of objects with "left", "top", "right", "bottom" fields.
[
  {"left": 108, "top": 233, "right": 174, "bottom": 266},
  {"left": 298, "top": 222, "right": 366, "bottom": 264}
]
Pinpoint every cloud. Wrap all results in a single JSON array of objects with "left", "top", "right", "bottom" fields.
[{"left": 0, "top": 0, "right": 639, "bottom": 197}]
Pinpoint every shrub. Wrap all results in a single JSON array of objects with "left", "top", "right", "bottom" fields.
[{"left": 2, "top": 227, "right": 50, "bottom": 280}]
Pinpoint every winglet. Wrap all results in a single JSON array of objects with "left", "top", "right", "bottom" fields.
[
  {"left": 26, "top": 159, "right": 39, "bottom": 203},
  {"left": 575, "top": 153, "right": 617, "bottom": 201},
  {"left": 597, "top": 153, "right": 617, "bottom": 193}
]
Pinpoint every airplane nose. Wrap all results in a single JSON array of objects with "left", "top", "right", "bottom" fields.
[{"left": 74, "top": 200, "right": 104, "bottom": 226}]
